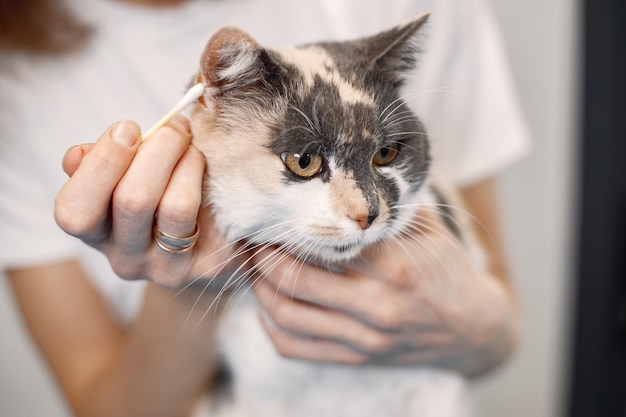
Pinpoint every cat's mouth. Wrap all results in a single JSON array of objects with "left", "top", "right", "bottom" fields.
[
  {"left": 309, "top": 239, "right": 366, "bottom": 262},
  {"left": 330, "top": 242, "right": 358, "bottom": 254},
  {"left": 311, "top": 228, "right": 388, "bottom": 261}
]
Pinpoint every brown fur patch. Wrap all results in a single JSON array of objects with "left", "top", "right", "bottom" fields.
[{"left": 329, "top": 168, "right": 369, "bottom": 221}]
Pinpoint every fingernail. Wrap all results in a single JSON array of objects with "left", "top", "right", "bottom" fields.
[{"left": 112, "top": 120, "right": 140, "bottom": 146}]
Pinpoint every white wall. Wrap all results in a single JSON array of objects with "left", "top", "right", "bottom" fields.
[
  {"left": 471, "top": 1, "right": 579, "bottom": 416},
  {"left": 0, "top": 1, "right": 579, "bottom": 416}
]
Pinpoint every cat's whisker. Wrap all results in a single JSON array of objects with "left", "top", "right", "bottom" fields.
[
  {"left": 289, "top": 104, "right": 317, "bottom": 133},
  {"left": 175, "top": 219, "right": 301, "bottom": 303},
  {"left": 311, "top": 92, "right": 324, "bottom": 135},
  {"left": 213, "top": 227, "right": 302, "bottom": 295},
  {"left": 419, "top": 203, "right": 489, "bottom": 239},
  {"left": 226, "top": 222, "right": 315, "bottom": 308},
  {"left": 186, "top": 221, "right": 307, "bottom": 329},
  {"left": 396, "top": 210, "right": 456, "bottom": 288},
  {"left": 400, "top": 214, "right": 480, "bottom": 281},
  {"left": 394, "top": 207, "right": 449, "bottom": 256},
  {"left": 380, "top": 140, "right": 428, "bottom": 158},
  {"left": 276, "top": 124, "right": 317, "bottom": 139},
  {"left": 391, "top": 231, "right": 445, "bottom": 292},
  {"left": 381, "top": 109, "right": 415, "bottom": 122},
  {"left": 394, "top": 201, "right": 469, "bottom": 214},
  {"left": 195, "top": 236, "right": 299, "bottom": 329},
  {"left": 283, "top": 236, "right": 327, "bottom": 301},
  {"left": 386, "top": 131, "right": 428, "bottom": 138},
  {"left": 390, "top": 207, "right": 461, "bottom": 263},
  {"left": 381, "top": 112, "right": 420, "bottom": 129},
  {"left": 245, "top": 233, "right": 309, "bottom": 313},
  {"left": 379, "top": 88, "right": 451, "bottom": 125},
  {"left": 394, "top": 203, "right": 465, "bottom": 235},
  {"left": 395, "top": 201, "right": 490, "bottom": 240},
  {"left": 378, "top": 91, "right": 425, "bottom": 123},
  {"left": 167, "top": 234, "right": 251, "bottom": 299},
  {"left": 400, "top": 211, "right": 464, "bottom": 253}
]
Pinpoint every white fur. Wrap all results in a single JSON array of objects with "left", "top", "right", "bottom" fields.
[
  {"left": 210, "top": 295, "right": 473, "bottom": 417},
  {"left": 218, "top": 45, "right": 259, "bottom": 81}
]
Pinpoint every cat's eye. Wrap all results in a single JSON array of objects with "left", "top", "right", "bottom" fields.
[
  {"left": 281, "top": 152, "right": 323, "bottom": 178},
  {"left": 372, "top": 145, "right": 399, "bottom": 166}
]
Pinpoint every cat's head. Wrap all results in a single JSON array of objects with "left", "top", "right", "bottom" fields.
[{"left": 189, "top": 15, "right": 431, "bottom": 263}]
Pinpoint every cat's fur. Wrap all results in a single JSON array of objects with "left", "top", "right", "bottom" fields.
[{"left": 188, "top": 15, "right": 477, "bottom": 417}]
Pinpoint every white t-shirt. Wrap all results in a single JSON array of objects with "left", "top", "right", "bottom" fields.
[{"left": 0, "top": 0, "right": 529, "bottom": 412}]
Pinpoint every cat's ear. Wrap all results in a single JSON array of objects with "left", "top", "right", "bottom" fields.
[
  {"left": 197, "top": 27, "right": 263, "bottom": 88},
  {"left": 195, "top": 26, "right": 285, "bottom": 109},
  {"left": 196, "top": 27, "right": 278, "bottom": 102},
  {"left": 363, "top": 14, "right": 430, "bottom": 83}
]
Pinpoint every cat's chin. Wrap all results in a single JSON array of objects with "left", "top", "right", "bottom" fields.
[{"left": 293, "top": 240, "right": 369, "bottom": 266}]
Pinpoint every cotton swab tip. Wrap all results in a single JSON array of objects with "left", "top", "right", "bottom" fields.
[
  {"left": 141, "top": 83, "right": 205, "bottom": 142},
  {"left": 181, "top": 82, "right": 206, "bottom": 106}
]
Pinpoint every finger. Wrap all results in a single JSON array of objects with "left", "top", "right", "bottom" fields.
[
  {"left": 252, "top": 248, "right": 360, "bottom": 305},
  {"left": 110, "top": 115, "right": 192, "bottom": 255},
  {"left": 55, "top": 120, "right": 141, "bottom": 242},
  {"left": 154, "top": 144, "right": 205, "bottom": 246},
  {"left": 62, "top": 143, "right": 95, "bottom": 177},
  {"left": 252, "top": 248, "right": 399, "bottom": 323},
  {"left": 259, "top": 314, "right": 368, "bottom": 365},
  {"left": 356, "top": 219, "right": 457, "bottom": 290},
  {"left": 254, "top": 279, "right": 396, "bottom": 355}
]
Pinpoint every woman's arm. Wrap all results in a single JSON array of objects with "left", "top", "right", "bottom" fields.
[
  {"left": 250, "top": 177, "right": 519, "bottom": 377},
  {"left": 9, "top": 261, "right": 221, "bottom": 417}
]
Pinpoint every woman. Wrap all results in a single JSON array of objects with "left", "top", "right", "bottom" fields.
[{"left": 1, "top": 0, "right": 529, "bottom": 415}]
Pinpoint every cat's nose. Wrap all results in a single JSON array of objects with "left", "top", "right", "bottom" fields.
[{"left": 350, "top": 211, "right": 379, "bottom": 230}]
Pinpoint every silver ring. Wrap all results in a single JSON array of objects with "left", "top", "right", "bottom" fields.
[{"left": 153, "top": 222, "right": 199, "bottom": 254}]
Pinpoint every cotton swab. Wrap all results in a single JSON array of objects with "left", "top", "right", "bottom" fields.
[{"left": 141, "top": 83, "right": 205, "bottom": 142}]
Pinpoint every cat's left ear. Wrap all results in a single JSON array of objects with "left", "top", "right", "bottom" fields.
[
  {"left": 194, "top": 26, "right": 283, "bottom": 109},
  {"left": 364, "top": 13, "right": 430, "bottom": 83},
  {"left": 197, "top": 27, "right": 262, "bottom": 88}
]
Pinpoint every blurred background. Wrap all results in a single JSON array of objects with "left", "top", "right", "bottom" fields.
[{"left": 1, "top": 0, "right": 624, "bottom": 416}]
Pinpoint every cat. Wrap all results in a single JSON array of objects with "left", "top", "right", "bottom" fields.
[{"left": 188, "top": 14, "right": 478, "bottom": 417}]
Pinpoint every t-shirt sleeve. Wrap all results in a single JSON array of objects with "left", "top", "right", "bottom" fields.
[
  {"left": 408, "top": 0, "right": 531, "bottom": 186},
  {"left": 0, "top": 76, "right": 79, "bottom": 270}
]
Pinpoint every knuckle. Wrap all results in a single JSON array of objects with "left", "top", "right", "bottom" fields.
[
  {"left": 275, "top": 343, "right": 293, "bottom": 358},
  {"left": 361, "top": 333, "right": 393, "bottom": 354},
  {"left": 391, "top": 265, "right": 412, "bottom": 288},
  {"left": 272, "top": 337, "right": 297, "bottom": 359},
  {"left": 187, "top": 144, "right": 206, "bottom": 164},
  {"left": 271, "top": 302, "right": 297, "bottom": 330},
  {"left": 164, "top": 118, "right": 192, "bottom": 143},
  {"left": 382, "top": 261, "right": 412, "bottom": 289},
  {"left": 345, "top": 353, "right": 369, "bottom": 365},
  {"left": 373, "top": 303, "right": 404, "bottom": 330},
  {"left": 54, "top": 203, "right": 101, "bottom": 239},
  {"left": 257, "top": 255, "right": 287, "bottom": 285},
  {"left": 53, "top": 205, "right": 80, "bottom": 236},
  {"left": 158, "top": 199, "right": 199, "bottom": 226},
  {"left": 109, "top": 259, "right": 143, "bottom": 280},
  {"left": 113, "top": 188, "right": 155, "bottom": 217}
]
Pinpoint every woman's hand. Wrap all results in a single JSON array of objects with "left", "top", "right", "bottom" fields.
[
  {"left": 55, "top": 116, "right": 234, "bottom": 287},
  {"left": 251, "top": 209, "right": 519, "bottom": 376}
]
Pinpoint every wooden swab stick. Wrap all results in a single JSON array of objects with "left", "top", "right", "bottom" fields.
[{"left": 141, "top": 83, "right": 205, "bottom": 142}]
